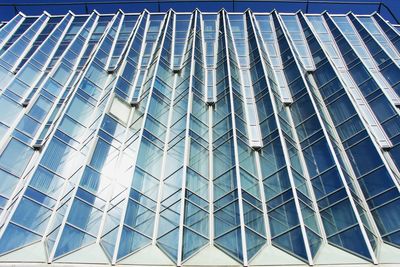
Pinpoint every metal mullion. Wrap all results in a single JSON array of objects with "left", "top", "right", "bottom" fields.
[
  {"left": 347, "top": 14, "right": 400, "bottom": 105},
  {"left": 29, "top": 13, "right": 76, "bottom": 74},
  {"left": 106, "top": 13, "right": 143, "bottom": 79},
  {"left": 0, "top": 13, "right": 82, "bottom": 150},
  {"left": 129, "top": 13, "right": 158, "bottom": 102},
  {"left": 47, "top": 94, "right": 108, "bottom": 254},
  {"left": 110, "top": 13, "right": 173, "bottom": 261},
  {"left": 6, "top": 13, "right": 50, "bottom": 74},
  {"left": 39, "top": 12, "right": 123, "bottom": 262},
  {"left": 299, "top": 16, "right": 385, "bottom": 255},
  {"left": 108, "top": 15, "right": 142, "bottom": 72},
  {"left": 370, "top": 14, "right": 400, "bottom": 57},
  {"left": 205, "top": 16, "right": 216, "bottom": 246},
  {"left": 306, "top": 50, "right": 384, "bottom": 257},
  {"left": 0, "top": 52, "right": 88, "bottom": 246},
  {"left": 324, "top": 14, "right": 396, "bottom": 150},
  {"left": 28, "top": 13, "right": 101, "bottom": 147},
  {"left": 217, "top": 10, "right": 251, "bottom": 265},
  {"left": 0, "top": 13, "right": 25, "bottom": 48},
  {"left": 281, "top": 11, "right": 374, "bottom": 263},
  {"left": 372, "top": 13, "right": 400, "bottom": 54}
]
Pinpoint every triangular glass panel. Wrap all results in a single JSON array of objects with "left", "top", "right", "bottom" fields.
[
  {"left": 182, "top": 227, "right": 208, "bottom": 261},
  {"left": 0, "top": 223, "right": 41, "bottom": 255},
  {"left": 46, "top": 226, "right": 60, "bottom": 256},
  {"left": 273, "top": 226, "right": 308, "bottom": 262},
  {"left": 328, "top": 225, "right": 372, "bottom": 261},
  {"left": 157, "top": 227, "right": 179, "bottom": 262},
  {"left": 100, "top": 226, "right": 118, "bottom": 260},
  {"left": 117, "top": 226, "right": 151, "bottom": 260},
  {"left": 215, "top": 227, "right": 243, "bottom": 262},
  {"left": 245, "top": 227, "right": 266, "bottom": 260},
  {"left": 54, "top": 225, "right": 96, "bottom": 258},
  {"left": 305, "top": 227, "right": 322, "bottom": 257}
]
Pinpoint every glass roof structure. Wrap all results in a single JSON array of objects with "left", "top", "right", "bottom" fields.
[{"left": 0, "top": 8, "right": 399, "bottom": 266}]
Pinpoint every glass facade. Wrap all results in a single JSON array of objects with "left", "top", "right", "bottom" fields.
[{"left": 0, "top": 9, "right": 399, "bottom": 266}]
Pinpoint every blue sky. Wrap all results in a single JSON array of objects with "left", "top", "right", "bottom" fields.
[{"left": 0, "top": 0, "right": 399, "bottom": 24}]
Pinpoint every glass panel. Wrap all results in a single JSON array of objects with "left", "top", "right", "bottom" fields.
[{"left": 0, "top": 139, "right": 33, "bottom": 176}]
